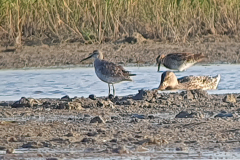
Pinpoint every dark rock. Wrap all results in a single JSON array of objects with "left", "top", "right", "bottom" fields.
[
  {"left": 181, "top": 90, "right": 194, "bottom": 100},
  {"left": 131, "top": 114, "right": 146, "bottom": 119},
  {"left": 111, "top": 116, "right": 119, "bottom": 120},
  {"left": 110, "top": 139, "right": 118, "bottom": 143},
  {"left": 175, "top": 111, "right": 203, "bottom": 118},
  {"left": 84, "top": 114, "right": 91, "bottom": 117},
  {"left": 116, "top": 99, "right": 134, "bottom": 105},
  {"left": 215, "top": 111, "right": 233, "bottom": 118},
  {"left": 191, "top": 90, "right": 209, "bottom": 99},
  {"left": 132, "top": 89, "right": 156, "bottom": 101},
  {"left": 84, "top": 148, "right": 95, "bottom": 153},
  {"left": 11, "top": 97, "right": 31, "bottom": 108},
  {"left": 90, "top": 116, "right": 105, "bottom": 123},
  {"left": 87, "top": 132, "right": 98, "bottom": 137},
  {"left": 61, "top": 95, "right": 71, "bottom": 101},
  {"left": 180, "top": 90, "right": 209, "bottom": 100},
  {"left": 55, "top": 102, "right": 67, "bottom": 109},
  {"left": 112, "top": 146, "right": 129, "bottom": 154},
  {"left": 0, "top": 146, "right": 5, "bottom": 150},
  {"left": 46, "top": 158, "right": 58, "bottom": 160},
  {"left": 223, "top": 94, "right": 236, "bottom": 103},
  {"left": 22, "top": 142, "right": 42, "bottom": 148},
  {"left": 108, "top": 94, "right": 114, "bottom": 99},
  {"left": 81, "top": 138, "right": 95, "bottom": 143},
  {"left": 65, "top": 132, "right": 74, "bottom": 137},
  {"left": 130, "top": 118, "right": 138, "bottom": 123},
  {"left": 89, "top": 94, "right": 96, "bottom": 100},
  {"left": 148, "top": 115, "right": 155, "bottom": 119}
]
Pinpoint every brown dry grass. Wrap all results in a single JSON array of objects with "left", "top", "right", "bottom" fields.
[{"left": 0, "top": 0, "right": 239, "bottom": 45}]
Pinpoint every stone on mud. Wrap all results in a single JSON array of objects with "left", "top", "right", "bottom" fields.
[
  {"left": 61, "top": 95, "right": 71, "bottom": 101},
  {"left": 12, "top": 97, "right": 42, "bottom": 108},
  {"left": 223, "top": 94, "right": 236, "bottom": 103},
  {"left": 81, "top": 137, "right": 95, "bottom": 143},
  {"left": 132, "top": 89, "right": 156, "bottom": 101},
  {"left": 112, "top": 146, "right": 129, "bottom": 154},
  {"left": 89, "top": 94, "right": 96, "bottom": 100},
  {"left": 22, "top": 141, "right": 44, "bottom": 148},
  {"left": 175, "top": 111, "right": 204, "bottom": 118},
  {"left": 214, "top": 111, "right": 233, "bottom": 118},
  {"left": 67, "top": 102, "right": 83, "bottom": 110},
  {"left": 6, "top": 148, "right": 15, "bottom": 154},
  {"left": 180, "top": 90, "right": 209, "bottom": 100},
  {"left": 90, "top": 116, "right": 105, "bottom": 123}
]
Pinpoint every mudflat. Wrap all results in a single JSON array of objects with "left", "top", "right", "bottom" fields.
[
  {"left": 0, "top": 37, "right": 240, "bottom": 159},
  {"left": 0, "top": 36, "right": 240, "bottom": 69},
  {"left": 0, "top": 90, "right": 240, "bottom": 159}
]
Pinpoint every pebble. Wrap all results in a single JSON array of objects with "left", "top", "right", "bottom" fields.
[
  {"left": 6, "top": 148, "right": 14, "bottom": 154},
  {"left": 89, "top": 94, "right": 96, "bottom": 100},
  {"left": 61, "top": 95, "right": 71, "bottom": 101},
  {"left": 90, "top": 116, "right": 105, "bottom": 123},
  {"left": 223, "top": 94, "right": 236, "bottom": 103}
]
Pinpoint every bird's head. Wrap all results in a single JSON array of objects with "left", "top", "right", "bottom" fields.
[
  {"left": 158, "top": 71, "right": 178, "bottom": 90},
  {"left": 80, "top": 50, "right": 104, "bottom": 62}
]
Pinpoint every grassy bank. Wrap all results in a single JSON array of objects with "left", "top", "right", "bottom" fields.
[{"left": 0, "top": 0, "right": 239, "bottom": 45}]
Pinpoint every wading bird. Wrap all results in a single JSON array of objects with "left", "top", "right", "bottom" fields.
[
  {"left": 158, "top": 71, "right": 220, "bottom": 90},
  {"left": 80, "top": 50, "right": 136, "bottom": 96},
  {"left": 156, "top": 52, "right": 206, "bottom": 72}
]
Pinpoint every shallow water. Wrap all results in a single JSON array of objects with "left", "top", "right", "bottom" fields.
[
  {"left": 1, "top": 147, "right": 240, "bottom": 159},
  {"left": 0, "top": 64, "right": 239, "bottom": 101}
]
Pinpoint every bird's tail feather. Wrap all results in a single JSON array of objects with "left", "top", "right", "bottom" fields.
[{"left": 194, "top": 53, "right": 207, "bottom": 61}]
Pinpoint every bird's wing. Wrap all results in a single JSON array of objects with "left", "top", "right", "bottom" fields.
[
  {"left": 97, "top": 60, "right": 132, "bottom": 78},
  {"left": 178, "top": 75, "right": 219, "bottom": 89}
]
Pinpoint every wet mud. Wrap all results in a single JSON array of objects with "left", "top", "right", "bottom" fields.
[
  {"left": 1, "top": 90, "right": 240, "bottom": 159},
  {"left": 0, "top": 35, "right": 240, "bottom": 69}
]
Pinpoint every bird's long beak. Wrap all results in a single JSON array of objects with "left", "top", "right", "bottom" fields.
[
  {"left": 80, "top": 54, "right": 93, "bottom": 62},
  {"left": 157, "top": 62, "right": 161, "bottom": 72}
]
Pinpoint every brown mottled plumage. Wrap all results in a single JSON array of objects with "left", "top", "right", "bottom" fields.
[
  {"left": 158, "top": 71, "right": 220, "bottom": 90},
  {"left": 80, "top": 50, "right": 136, "bottom": 96},
  {"left": 156, "top": 52, "right": 206, "bottom": 72}
]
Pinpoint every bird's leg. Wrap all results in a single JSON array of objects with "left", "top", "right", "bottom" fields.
[
  {"left": 108, "top": 84, "right": 111, "bottom": 96},
  {"left": 112, "top": 84, "right": 115, "bottom": 97}
]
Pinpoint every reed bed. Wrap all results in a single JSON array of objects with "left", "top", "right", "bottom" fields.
[{"left": 0, "top": 0, "right": 239, "bottom": 44}]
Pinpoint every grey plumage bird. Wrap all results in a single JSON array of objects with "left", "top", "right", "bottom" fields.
[
  {"left": 80, "top": 50, "right": 136, "bottom": 96},
  {"left": 156, "top": 52, "right": 206, "bottom": 72}
]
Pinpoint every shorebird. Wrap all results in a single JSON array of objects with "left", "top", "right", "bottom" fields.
[
  {"left": 157, "top": 71, "right": 220, "bottom": 90},
  {"left": 80, "top": 50, "right": 136, "bottom": 96},
  {"left": 156, "top": 52, "right": 206, "bottom": 72}
]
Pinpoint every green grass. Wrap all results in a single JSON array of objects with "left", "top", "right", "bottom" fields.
[{"left": 0, "top": 0, "right": 239, "bottom": 44}]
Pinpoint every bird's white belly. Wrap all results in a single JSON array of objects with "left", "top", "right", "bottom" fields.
[{"left": 178, "top": 63, "right": 194, "bottom": 71}]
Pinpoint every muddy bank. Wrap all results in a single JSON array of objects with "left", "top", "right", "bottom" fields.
[
  {"left": 0, "top": 36, "right": 240, "bottom": 69},
  {"left": 0, "top": 90, "right": 240, "bottom": 159}
]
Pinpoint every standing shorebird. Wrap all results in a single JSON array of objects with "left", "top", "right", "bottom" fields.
[
  {"left": 156, "top": 52, "right": 206, "bottom": 72},
  {"left": 80, "top": 50, "right": 136, "bottom": 96},
  {"left": 157, "top": 71, "right": 220, "bottom": 91}
]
